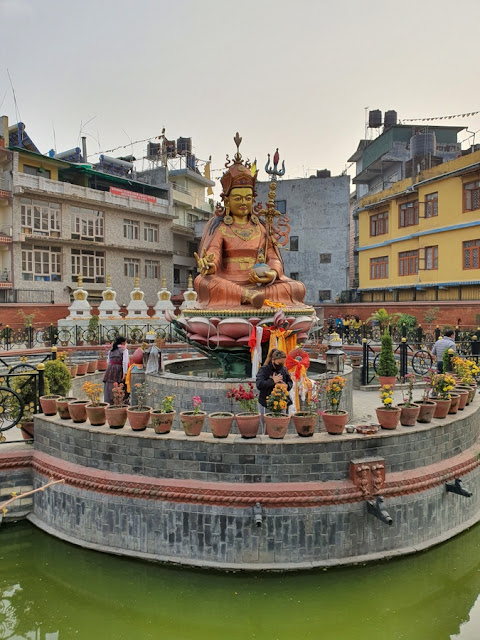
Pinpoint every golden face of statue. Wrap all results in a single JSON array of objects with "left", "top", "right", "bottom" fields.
[{"left": 227, "top": 187, "right": 253, "bottom": 222}]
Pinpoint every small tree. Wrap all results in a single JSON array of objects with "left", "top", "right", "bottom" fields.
[
  {"left": 423, "top": 306, "right": 439, "bottom": 329},
  {"left": 377, "top": 329, "right": 398, "bottom": 377},
  {"left": 44, "top": 360, "right": 71, "bottom": 396},
  {"left": 395, "top": 313, "right": 417, "bottom": 335},
  {"left": 367, "top": 308, "right": 399, "bottom": 330}
]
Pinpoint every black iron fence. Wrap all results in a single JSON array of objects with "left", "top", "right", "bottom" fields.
[{"left": 0, "top": 323, "right": 175, "bottom": 351}]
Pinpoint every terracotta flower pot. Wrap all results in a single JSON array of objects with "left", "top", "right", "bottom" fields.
[
  {"left": 68, "top": 400, "right": 89, "bottom": 423},
  {"left": 86, "top": 402, "right": 108, "bottom": 426},
  {"left": 265, "top": 413, "right": 290, "bottom": 439},
  {"left": 467, "top": 386, "right": 477, "bottom": 404},
  {"left": 97, "top": 359, "right": 108, "bottom": 371},
  {"left": 19, "top": 421, "right": 34, "bottom": 441},
  {"left": 448, "top": 393, "right": 461, "bottom": 414},
  {"left": 105, "top": 405, "right": 128, "bottom": 429},
  {"left": 208, "top": 412, "right": 234, "bottom": 438},
  {"left": 151, "top": 410, "right": 176, "bottom": 434},
  {"left": 87, "top": 360, "right": 98, "bottom": 373},
  {"left": 69, "top": 365, "right": 78, "bottom": 378},
  {"left": 350, "top": 355, "right": 362, "bottom": 367},
  {"left": 379, "top": 376, "right": 397, "bottom": 388},
  {"left": 235, "top": 413, "right": 261, "bottom": 439},
  {"left": 179, "top": 411, "right": 206, "bottom": 436},
  {"left": 127, "top": 406, "right": 152, "bottom": 431},
  {"left": 76, "top": 363, "right": 88, "bottom": 376},
  {"left": 398, "top": 403, "right": 420, "bottom": 426},
  {"left": 292, "top": 412, "right": 318, "bottom": 437},
  {"left": 375, "top": 407, "right": 400, "bottom": 430},
  {"left": 56, "top": 396, "right": 78, "bottom": 419},
  {"left": 433, "top": 398, "right": 451, "bottom": 418},
  {"left": 322, "top": 410, "right": 349, "bottom": 434},
  {"left": 416, "top": 400, "right": 437, "bottom": 424},
  {"left": 454, "top": 387, "right": 470, "bottom": 411},
  {"left": 40, "top": 395, "right": 61, "bottom": 416}
]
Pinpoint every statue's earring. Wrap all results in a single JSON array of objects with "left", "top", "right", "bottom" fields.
[
  {"left": 223, "top": 203, "right": 233, "bottom": 225},
  {"left": 251, "top": 214, "right": 259, "bottom": 225}
]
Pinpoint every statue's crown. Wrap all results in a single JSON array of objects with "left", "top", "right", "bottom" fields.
[{"left": 220, "top": 132, "right": 257, "bottom": 198}]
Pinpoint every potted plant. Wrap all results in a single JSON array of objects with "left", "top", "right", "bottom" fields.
[
  {"left": 56, "top": 396, "right": 78, "bottom": 419},
  {"left": 377, "top": 329, "right": 398, "bottom": 387},
  {"left": 322, "top": 375, "right": 349, "bottom": 434},
  {"left": 127, "top": 382, "right": 152, "bottom": 431},
  {"left": 208, "top": 407, "right": 234, "bottom": 439},
  {"left": 76, "top": 362, "right": 88, "bottom": 376},
  {"left": 83, "top": 381, "right": 107, "bottom": 426},
  {"left": 105, "top": 383, "right": 128, "bottom": 429},
  {"left": 97, "top": 347, "right": 108, "bottom": 372},
  {"left": 292, "top": 380, "right": 320, "bottom": 437},
  {"left": 87, "top": 359, "right": 98, "bottom": 374},
  {"left": 44, "top": 359, "right": 72, "bottom": 397},
  {"left": 264, "top": 383, "right": 291, "bottom": 439},
  {"left": 227, "top": 382, "right": 260, "bottom": 439},
  {"left": 398, "top": 373, "right": 420, "bottom": 426},
  {"left": 452, "top": 357, "right": 478, "bottom": 404},
  {"left": 87, "top": 314, "right": 99, "bottom": 345},
  {"left": 431, "top": 373, "right": 455, "bottom": 418},
  {"left": 180, "top": 395, "right": 206, "bottom": 436},
  {"left": 67, "top": 398, "right": 89, "bottom": 423},
  {"left": 17, "top": 401, "right": 36, "bottom": 442},
  {"left": 416, "top": 370, "right": 437, "bottom": 423},
  {"left": 151, "top": 393, "right": 176, "bottom": 435},
  {"left": 442, "top": 347, "right": 455, "bottom": 374},
  {"left": 376, "top": 383, "right": 400, "bottom": 430}
]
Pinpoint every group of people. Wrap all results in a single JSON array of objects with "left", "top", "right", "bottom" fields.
[{"left": 326, "top": 314, "right": 363, "bottom": 343}]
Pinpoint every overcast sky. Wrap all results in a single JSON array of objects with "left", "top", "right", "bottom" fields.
[{"left": 1, "top": 0, "right": 479, "bottom": 190}]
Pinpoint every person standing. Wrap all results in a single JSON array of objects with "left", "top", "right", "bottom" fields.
[
  {"left": 256, "top": 349, "right": 293, "bottom": 424},
  {"left": 335, "top": 314, "right": 344, "bottom": 339},
  {"left": 103, "top": 336, "right": 129, "bottom": 405},
  {"left": 431, "top": 330, "right": 456, "bottom": 373}
]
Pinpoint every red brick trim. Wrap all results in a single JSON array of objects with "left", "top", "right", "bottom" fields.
[
  {"left": 0, "top": 448, "right": 34, "bottom": 471},
  {"left": 29, "top": 447, "right": 480, "bottom": 509}
]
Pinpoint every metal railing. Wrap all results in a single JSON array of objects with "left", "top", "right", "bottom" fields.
[{"left": 0, "top": 288, "right": 54, "bottom": 303}]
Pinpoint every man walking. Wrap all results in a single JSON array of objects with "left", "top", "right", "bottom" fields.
[{"left": 431, "top": 329, "right": 456, "bottom": 373}]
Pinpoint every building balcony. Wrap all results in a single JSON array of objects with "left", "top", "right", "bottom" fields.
[
  {"left": 0, "top": 269, "right": 12, "bottom": 288},
  {"left": 0, "top": 226, "right": 13, "bottom": 243},
  {"left": 12, "top": 173, "right": 173, "bottom": 219}
]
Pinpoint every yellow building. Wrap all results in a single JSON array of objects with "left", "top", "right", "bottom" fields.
[{"left": 357, "top": 150, "right": 480, "bottom": 303}]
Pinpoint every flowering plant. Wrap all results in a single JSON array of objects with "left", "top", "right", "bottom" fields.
[
  {"left": 325, "top": 376, "right": 346, "bottom": 414},
  {"left": 192, "top": 395, "right": 203, "bottom": 414},
  {"left": 134, "top": 382, "right": 150, "bottom": 410},
  {"left": 452, "top": 357, "right": 479, "bottom": 386},
  {"left": 431, "top": 373, "right": 456, "bottom": 400},
  {"left": 301, "top": 380, "right": 323, "bottom": 414},
  {"left": 82, "top": 381, "right": 103, "bottom": 406},
  {"left": 266, "top": 383, "right": 289, "bottom": 416},
  {"left": 379, "top": 383, "right": 395, "bottom": 409},
  {"left": 111, "top": 382, "right": 126, "bottom": 407},
  {"left": 161, "top": 395, "right": 175, "bottom": 413},
  {"left": 227, "top": 382, "right": 258, "bottom": 414},
  {"left": 402, "top": 373, "right": 416, "bottom": 407}
]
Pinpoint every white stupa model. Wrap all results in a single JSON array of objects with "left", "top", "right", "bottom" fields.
[
  {"left": 153, "top": 276, "right": 176, "bottom": 320},
  {"left": 98, "top": 275, "right": 121, "bottom": 319},
  {"left": 66, "top": 275, "right": 92, "bottom": 320},
  {"left": 179, "top": 274, "right": 198, "bottom": 311},
  {"left": 126, "top": 276, "right": 149, "bottom": 319}
]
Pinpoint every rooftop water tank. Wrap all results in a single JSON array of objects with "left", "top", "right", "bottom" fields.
[
  {"left": 177, "top": 137, "right": 192, "bottom": 154},
  {"left": 146, "top": 142, "right": 161, "bottom": 159},
  {"left": 410, "top": 132, "right": 437, "bottom": 158},
  {"left": 384, "top": 110, "right": 398, "bottom": 128},
  {"left": 368, "top": 110, "right": 382, "bottom": 128}
]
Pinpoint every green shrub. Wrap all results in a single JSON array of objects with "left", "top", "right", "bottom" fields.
[
  {"left": 10, "top": 373, "right": 50, "bottom": 419},
  {"left": 377, "top": 329, "right": 398, "bottom": 377},
  {"left": 395, "top": 313, "right": 417, "bottom": 334},
  {"left": 44, "top": 360, "right": 71, "bottom": 396}
]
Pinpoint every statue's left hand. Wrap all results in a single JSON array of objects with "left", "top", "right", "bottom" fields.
[{"left": 248, "top": 269, "right": 277, "bottom": 285}]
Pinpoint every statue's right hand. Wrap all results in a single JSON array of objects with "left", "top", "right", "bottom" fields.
[{"left": 194, "top": 251, "right": 215, "bottom": 276}]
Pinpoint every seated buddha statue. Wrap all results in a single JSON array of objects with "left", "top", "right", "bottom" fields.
[{"left": 194, "top": 140, "right": 307, "bottom": 310}]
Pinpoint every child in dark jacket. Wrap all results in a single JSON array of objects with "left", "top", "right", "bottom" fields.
[{"left": 255, "top": 349, "right": 293, "bottom": 419}]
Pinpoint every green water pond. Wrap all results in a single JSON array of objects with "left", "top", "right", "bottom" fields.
[{"left": 1, "top": 520, "right": 480, "bottom": 640}]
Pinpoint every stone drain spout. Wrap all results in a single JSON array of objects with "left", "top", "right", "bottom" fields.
[
  {"left": 446, "top": 478, "right": 472, "bottom": 498},
  {"left": 366, "top": 495, "right": 393, "bottom": 526},
  {"left": 253, "top": 502, "right": 263, "bottom": 527}
]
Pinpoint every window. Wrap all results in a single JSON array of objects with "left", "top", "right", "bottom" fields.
[
  {"left": 370, "top": 212, "right": 389, "bottom": 236},
  {"left": 463, "top": 240, "right": 480, "bottom": 269},
  {"left": 464, "top": 180, "right": 480, "bottom": 212},
  {"left": 71, "top": 249, "right": 105, "bottom": 283},
  {"left": 22, "top": 246, "right": 61, "bottom": 281},
  {"left": 71, "top": 206, "right": 104, "bottom": 241},
  {"left": 318, "top": 289, "right": 331, "bottom": 301},
  {"left": 21, "top": 198, "right": 60, "bottom": 237},
  {"left": 319, "top": 253, "right": 331, "bottom": 264},
  {"left": 22, "top": 164, "right": 51, "bottom": 179},
  {"left": 274, "top": 200, "right": 287, "bottom": 214},
  {"left": 290, "top": 272, "right": 299, "bottom": 280},
  {"left": 124, "top": 257, "right": 140, "bottom": 278},
  {"left": 399, "top": 250, "right": 418, "bottom": 276},
  {"left": 145, "top": 259, "right": 159, "bottom": 279},
  {"left": 123, "top": 219, "right": 139, "bottom": 240},
  {"left": 290, "top": 236, "right": 298, "bottom": 251},
  {"left": 425, "top": 245, "right": 438, "bottom": 270},
  {"left": 370, "top": 256, "right": 388, "bottom": 280},
  {"left": 399, "top": 201, "right": 419, "bottom": 228},
  {"left": 144, "top": 223, "right": 159, "bottom": 243},
  {"left": 174, "top": 268, "right": 180, "bottom": 284},
  {"left": 187, "top": 241, "right": 197, "bottom": 257},
  {"left": 425, "top": 192, "right": 438, "bottom": 218}
]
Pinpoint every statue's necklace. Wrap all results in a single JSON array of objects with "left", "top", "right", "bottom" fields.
[{"left": 230, "top": 224, "right": 257, "bottom": 242}]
